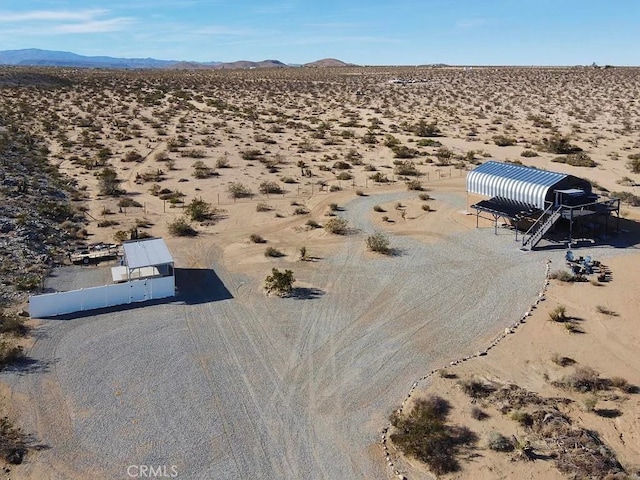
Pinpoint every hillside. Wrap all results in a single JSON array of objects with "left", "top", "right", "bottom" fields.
[
  {"left": 304, "top": 58, "right": 352, "bottom": 67},
  {"left": 0, "top": 49, "right": 176, "bottom": 69}
]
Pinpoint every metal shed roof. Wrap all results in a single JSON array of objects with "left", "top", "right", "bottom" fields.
[
  {"left": 467, "top": 161, "right": 567, "bottom": 209},
  {"left": 123, "top": 238, "right": 173, "bottom": 269}
]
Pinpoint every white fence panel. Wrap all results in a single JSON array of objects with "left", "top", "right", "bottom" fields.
[{"left": 29, "top": 276, "right": 175, "bottom": 318}]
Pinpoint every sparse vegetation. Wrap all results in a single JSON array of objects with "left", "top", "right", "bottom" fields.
[
  {"left": 264, "top": 246, "right": 284, "bottom": 258},
  {"left": 168, "top": 217, "right": 197, "bottom": 236},
  {"left": 324, "top": 217, "right": 348, "bottom": 235},
  {"left": 366, "top": 232, "right": 390, "bottom": 254},
  {"left": 389, "top": 395, "right": 477, "bottom": 475},
  {"left": 264, "top": 268, "right": 294, "bottom": 296}
]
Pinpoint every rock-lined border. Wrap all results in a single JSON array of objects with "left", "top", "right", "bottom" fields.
[{"left": 381, "top": 259, "right": 552, "bottom": 480}]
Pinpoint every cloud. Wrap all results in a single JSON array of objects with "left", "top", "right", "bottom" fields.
[
  {"left": 0, "top": 9, "right": 133, "bottom": 34},
  {"left": 53, "top": 18, "right": 134, "bottom": 34},
  {"left": 0, "top": 9, "right": 107, "bottom": 23},
  {"left": 194, "top": 25, "right": 263, "bottom": 36}
]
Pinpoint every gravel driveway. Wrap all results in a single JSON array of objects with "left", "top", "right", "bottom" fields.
[{"left": 4, "top": 192, "right": 559, "bottom": 479}]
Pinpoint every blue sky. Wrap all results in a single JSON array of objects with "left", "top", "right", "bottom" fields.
[{"left": 0, "top": 0, "right": 638, "bottom": 65}]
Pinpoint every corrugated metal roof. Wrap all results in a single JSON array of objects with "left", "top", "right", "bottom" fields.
[
  {"left": 467, "top": 161, "right": 567, "bottom": 209},
  {"left": 123, "top": 238, "right": 173, "bottom": 269}
]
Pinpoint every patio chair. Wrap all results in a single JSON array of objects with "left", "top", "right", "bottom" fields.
[{"left": 565, "top": 250, "right": 575, "bottom": 263}]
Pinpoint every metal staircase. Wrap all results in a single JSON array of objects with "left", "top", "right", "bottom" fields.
[{"left": 522, "top": 205, "right": 563, "bottom": 250}]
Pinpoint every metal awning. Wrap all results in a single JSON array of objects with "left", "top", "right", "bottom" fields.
[{"left": 123, "top": 238, "right": 173, "bottom": 269}]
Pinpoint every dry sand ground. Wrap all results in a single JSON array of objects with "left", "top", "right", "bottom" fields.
[
  {"left": 0, "top": 66, "right": 639, "bottom": 479},
  {"left": 390, "top": 246, "right": 640, "bottom": 480}
]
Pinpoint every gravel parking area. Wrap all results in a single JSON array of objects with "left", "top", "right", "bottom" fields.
[{"left": 4, "top": 191, "right": 630, "bottom": 479}]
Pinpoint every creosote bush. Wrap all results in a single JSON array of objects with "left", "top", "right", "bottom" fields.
[
  {"left": 486, "top": 432, "right": 514, "bottom": 452},
  {"left": 366, "top": 232, "right": 390, "bottom": 254},
  {"left": 249, "top": 233, "right": 266, "bottom": 244},
  {"left": 168, "top": 217, "right": 197, "bottom": 236},
  {"left": 264, "top": 268, "right": 294, "bottom": 296},
  {"left": 324, "top": 217, "right": 348, "bottom": 235},
  {"left": 264, "top": 246, "right": 284, "bottom": 258},
  {"left": 389, "top": 395, "right": 477, "bottom": 475}
]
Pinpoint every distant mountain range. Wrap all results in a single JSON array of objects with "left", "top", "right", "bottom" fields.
[{"left": 0, "top": 49, "right": 353, "bottom": 69}]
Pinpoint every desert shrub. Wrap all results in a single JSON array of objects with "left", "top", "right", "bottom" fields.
[
  {"left": 435, "top": 146, "right": 453, "bottom": 165},
  {"left": 335, "top": 172, "right": 353, "bottom": 181},
  {"left": 486, "top": 432, "right": 514, "bottom": 452},
  {"left": 0, "top": 341, "right": 23, "bottom": 368},
  {"left": 414, "top": 120, "right": 441, "bottom": 137},
  {"left": 259, "top": 181, "right": 283, "bottom": 194},
  {"left": 332, "top": 160, "right": 351, "bottom": 170},
  {"left": 192, "top": 160, "right": 215, "bottom": 178},
  {"left": 389, "top": 395, "right": 477, "bottom": 475},
  {"left": 215, "top": 156, "right": 230, "bottom": 168},
  {"left": 406, "top": 179, "right": 423, "bottom": 190},
  {"left": 0, "top": 312, "right": 28, "bottom": 336},
  {"left": 97, "top": 220, "right": 119, "bottom": 228},
  {"left": 582, "top": 395, "right": 598, "bottom": 412},
  {"left": 520, "top": 149, "right": 539, "bottom": 157},
  {"left": 373, "top": 205, "right": 385, "bottom": 212},
  {"left": 421, "top": 204, "right": 432, "bottom": 211},
  {"left": 355, "top": 190, "right": 365, "bottom": 196},
  {"left": 394, "top": 160, "right": 420, "bottom": 176},
  {"left": 459, "top": 378, "right": 495, "bottom": 398},
  {"left": 549, "top": 270, "right": 575, "bottom": 282},
  {"left": 329, "top": 185, "right": 341, "bottom": 192},
  {"left": 256, "top": 202, "right": 272, "bottom": 212},
  {"left": 240, "top": 149, "right": 262, "bottom": 160},
  {"left": 324, "top": 217, "right": 348, "bottom": 235},
  {"left": 264, "top": 246, "right": 284, "bottom": 258},
  {"left": 182, "top": 148, "right": 206, "bottom": 158},
  {"left": 369, "top": 172, "right": 390, "bottom": 183},
  {"left": 293, "top": 207, "right": 309, "bottom": 215},
  {"left": 543, "top": 135, "right": 582, "bottom": 154},
  {"left": 123, "top": 150, "right": 143, "bottom": 162},
  {"left": 552, "top": 152, "right": 596, "bottom": 167},
  {"left": 168, "top": 217, "right": 197, "bottom": 236},
  {"left": 493, "top": 135, "right": 516, "bottom": 147},
  {"left": 381, "top": 215, "right": 389, "bottom": 222},
  {"left": 366, "top": 232, "right": 390, "bottom": 254},
  {"left": 305, "top": 219, "right": 320, "bottom": 229},
  {"left": 329, "top": 203, "right": 339, "bottom": 211},
  {"left": 470, "top": 407, "right": 488, "bottom": 421},
  {"left": 185, "top": 197, "right": 215, "bottom": 222},
  {"left": 611, "top": 191, "right": 640, "bottom": 206},
  {"left": 264, "top": 268, "right": 294, "bottom": 296},
  {"left": 510, "top": 411, "right": 533, "bottom": 427},
  {"left": 627, "top": 154, "right": 640, "bottom": 173},
  {"left": 118, "top": 197, "right": 142, "bottom": 208},
  {"left": 113, "top": 230, "right": 129, "bottom": 243},
  {"left": 551, "top": 352, "right": 575, "bottom": 367},
  {"left": 97, "top": 167, "right": 124, "bottom": 196},
  {"left": 418, "top": 193, "right": 431, "bottom": 201},
  {"left": 249, "top": 234, "right": 266, "bottom": 244},
  {"left": 227, "top": 182, "right": 252, "bottom": 199},
  {"left": 555, "top": 366, "right": 604, "bottom": 392},
  {"left": 416, "top": 138, "right": 442, "bottom": 147},
  {"left": 15, "top": 276, "right": 40, "bottom": 292},
  {"left": 391, "top": 145, "right": 418, "bottom": 159},
  {"left": 549, "top": 305, "right": 567, "bottom": 322}
]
